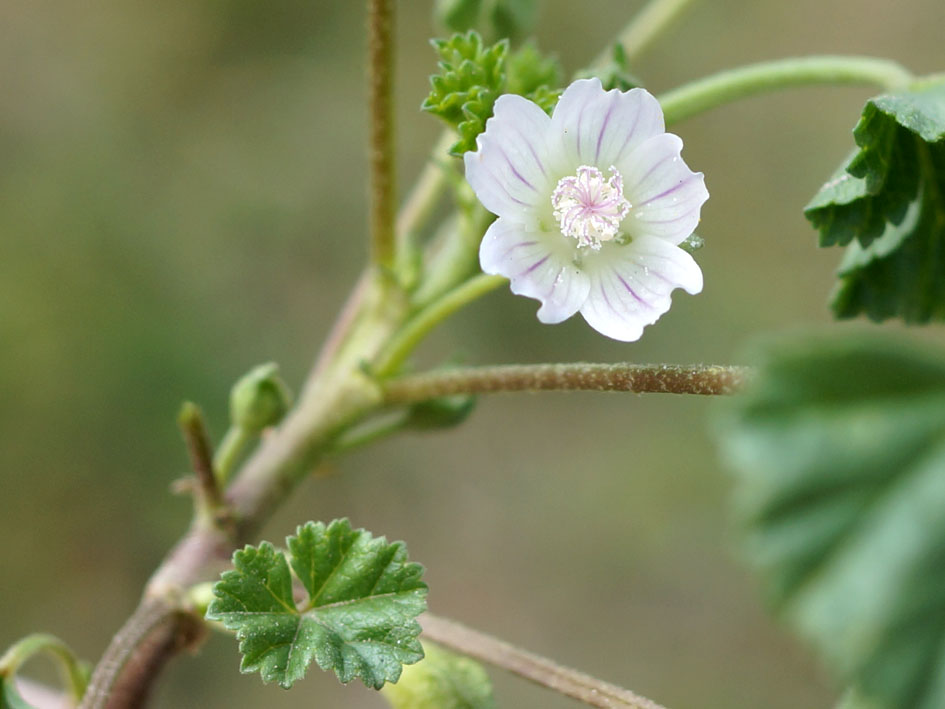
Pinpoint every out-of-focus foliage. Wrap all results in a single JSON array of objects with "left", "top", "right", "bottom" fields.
[
  {"left": 719, "top": 335, "right": 945, "bottom": 709},
  {"left": 433, "top": 0, "right": 536, "bottom": 43}
]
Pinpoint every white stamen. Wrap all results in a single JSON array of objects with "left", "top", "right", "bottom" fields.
[{"left": 551, "top": 165, "right": 631, "bottom": 249}]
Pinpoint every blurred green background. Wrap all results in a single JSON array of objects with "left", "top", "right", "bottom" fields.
[{"left": 2, "top": 0, "right": 944, "bottom": 707}]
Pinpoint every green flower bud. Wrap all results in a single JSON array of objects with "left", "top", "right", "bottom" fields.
[
  {"left": 405, "top": 394, "right": 477, "bottom": 431},
  {"left": 229, "top": 363, "right": 292, "bottom": 433},
  {"left": 381, "top": 642, "right": 494, "bottom": 709}
]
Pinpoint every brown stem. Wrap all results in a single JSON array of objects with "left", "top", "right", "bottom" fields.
[
  {"left": 368, "top": 0, "right": 395, "bottom": 268},
  {"left": 176, "top": 402, "right": 221, "bottom": 511},
  {"left": 383, "top": 363, "right": 750, "bottom": 403},
  {"left": 78, "top": 600, "right": 204, "bottom": 709},
  {"left": 79, "top": 273, "right": 407, "bottom": 708},
  {"left": 421, "top": 614, "right": 668, "bottom": 709}
]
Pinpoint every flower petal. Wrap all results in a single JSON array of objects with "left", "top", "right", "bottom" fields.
[
  {"left": 617, "top": 133, "right": 708, "bottom": 244},
  {"left": 464, "top": 94, "right": 554, "bottom": 225},
  {"left": 479, "top": 218, "right": 589, "bottom": 324},
  {"left": 550, "top": 78, "right": 665, "bottom": 170},
  {"left": 579, "top": 235, "right": 703, "bottom": 342}
]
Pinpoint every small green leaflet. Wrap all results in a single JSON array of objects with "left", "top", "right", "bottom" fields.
[
  {"left": 206, "top": 519, "right": 427, "bottom": 690},
  {"left": 381, "top": 642, "right": 495, "bottom": 709},
  {"left": 717, "top": 335, "right": 945, "bottom": 709},
  {"left": 805, "top": 80, "right": 945, "bottom": 322}
]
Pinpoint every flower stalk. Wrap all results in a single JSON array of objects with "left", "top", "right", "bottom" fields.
[
  {"left": 659, "top": 55, "right": 915, "bottom": 126},
  {"left": 368, "top": 0, "right": 396, "bottom": 270},
  {"left": 421, "top": 614, "right": 668, "bottom": 709},
  {"left": 383, "top": 362, "right": 750, "bottom": 403}
]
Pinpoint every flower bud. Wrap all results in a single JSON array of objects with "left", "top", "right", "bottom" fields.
[
  {"left": 229, "top": 363, "right": 292, "bottom": 433},
  {"left": 381, "top": 642, "right": 494, "bottom": 709}
]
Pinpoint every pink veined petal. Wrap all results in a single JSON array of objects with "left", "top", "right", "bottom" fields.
[
  {"left": 550, "top": 78, "right": 665, "bottom": 171},
  {"left": 464, "top": 94, "right": 554, "bottom": 225},
  {"left": 617, "top": 133, "right": 708, "bottom": 245},
  {"left": 479, "top": 217, "right": 589, "bottom": 324},
  {"left": 579, "top": 235, "right": 703, "bottom": 342}
]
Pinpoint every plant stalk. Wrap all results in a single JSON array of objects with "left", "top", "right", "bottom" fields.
[{"left": 659, "top": 55, "right": 914, "bottom": 126}]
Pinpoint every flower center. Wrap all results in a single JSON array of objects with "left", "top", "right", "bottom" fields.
[{"left": 551, "top": 165, "right": 631, "bottom": 250}]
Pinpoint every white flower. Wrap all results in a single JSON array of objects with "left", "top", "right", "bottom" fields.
[{"left": 464, "top": 78, "right": 708, "bottom": 342}]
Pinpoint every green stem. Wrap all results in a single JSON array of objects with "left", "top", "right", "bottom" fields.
[
  {"left": 383, "top": 363, "right": 749, "bottom": 403},
  {"left": 0, "top": 634, "right": 88, "bottom": 703},
  {"left": 395, "top": 130, "right": 456, "bottom": 284},
  {"left": 659, "top": 55, "right": 914, "bottom": 126},
  {"left": 372, "top": 273, "right": 505, "bottom": 378},
  {"left": 368, "top": 0, "right": 396, "bottom": 269},
  {"left": 213, "top": 426, "right": 253, "bottom": 487},
  {"left": 595, "top": 0, "right": 701, "bottom": 67}
]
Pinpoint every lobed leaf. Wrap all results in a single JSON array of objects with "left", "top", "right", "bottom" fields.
[
  {"left": 805, "top": 81, "right": 945, "bottom": 322},
  {"left": 207, "top": 519, "right": 427, "bottom": 690},
  {"left": 717, "top": 335, "right": 945, "bottom": 709}
]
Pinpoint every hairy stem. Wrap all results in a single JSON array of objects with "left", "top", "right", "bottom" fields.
[
  {"left": 659, "top": 55, "right": 914, "bottom": 126},
  {"left": 597, "top": 0, "right": 701, "bottom": 67},
  {"left": 422, "top": 614, "right": 668, "bottom": 709},
  {"left": 368, "top": 0, "right": 396, "bottom": 268},
  {"left": 78, "top": 600, "right": 203, "bottom": 709},
  {"left": 384, "top": 362, "right": 749, "bottom": 403}
]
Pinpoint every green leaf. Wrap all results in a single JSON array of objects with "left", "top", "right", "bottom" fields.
[
  {"left": 422, "top": 31, "right": 508, "bottom": 156},
  {"left": 805, "top": 81, "right": 945, "bottom": 323},
  {"left": 381, "top": 642, "right": 495, "bottom": 709},
  {"left": 717, "top": 334, "right": 945, "bottom": 709},
  {"left": 206, "top": 519, "right": 427, "bottom": 690}
]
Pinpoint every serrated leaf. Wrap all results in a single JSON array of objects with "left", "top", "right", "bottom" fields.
[
  {"left": 717, "top": 335, "right": 945, "bottom": 709},
  {"left": 207, "top": 519, "right": 427, "bottom": 690},
  {"left": 381, "top": 642, "right": 495, "bottom": 709},
  {"left": 805, "top": 81, "right": 945, "bottom": 323}
]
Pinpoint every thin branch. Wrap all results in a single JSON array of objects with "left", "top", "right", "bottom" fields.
[
  {"left": 368, "top": 0, "right": 396, "bottom": 268},
  {"left": 659, "top": 55, "right": 914, "bottom": 126},
  {"left": 78, "top": 600, "right": 174, "bottom": 709},
  {"left": 422, "top": 614, "right": 668, "bottom": 709},
  {"left": 372, "top": 273, "right": 505, "bottom": 377},
  {"left": 383, "top": 362, "right": 750, "bottom": 403},
  {"left": 394, "top": 130, "right": 456, "bottom": 280},
  {"left": 177, "top": 402, "right": 221, "bottom": 511}
]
